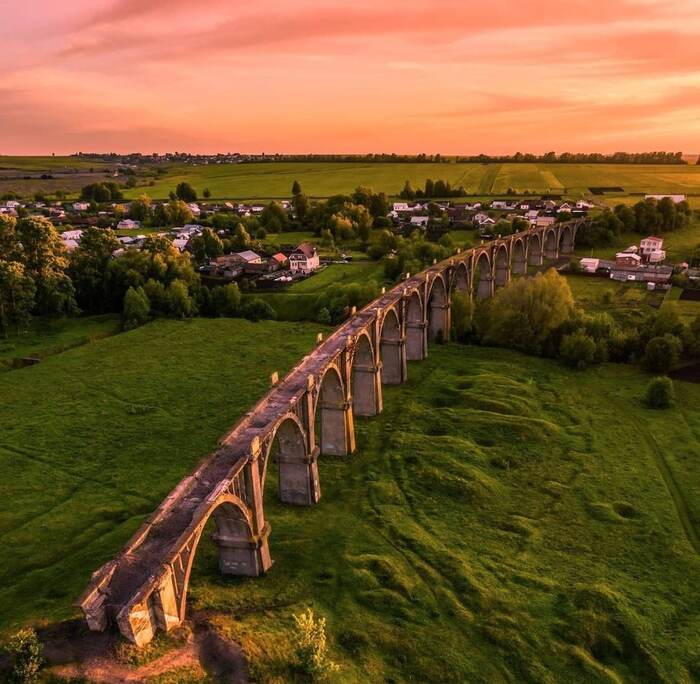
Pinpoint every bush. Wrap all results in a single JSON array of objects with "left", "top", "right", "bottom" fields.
[
  {"left": 559, "top": 330, "right": 597, "bottom": 369},
  {"left": 643, "top": 334, "right": 682, "bottom": 374},
  {"left": 122, "top": 286, "right": 150, "bottom": 331},
  {"left": 5, "top": 628, "right": 44, "bottom": 683},
  {"left": 292, "top": 608, "right": 339, "bottom": 681},
  {"left": 242, "top": 298, "right": 277, "bottom": 321},
  {"left": 645, "top": 377, "right": 675, "bottom": 409}
]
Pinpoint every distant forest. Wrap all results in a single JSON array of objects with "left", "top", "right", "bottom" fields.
[{"left": 71, "top": 151, "right": 688, "bottom": 165}]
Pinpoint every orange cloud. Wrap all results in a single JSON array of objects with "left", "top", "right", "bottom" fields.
[{"left": 1, "top": 0, "right": 699, "bottom": 154}]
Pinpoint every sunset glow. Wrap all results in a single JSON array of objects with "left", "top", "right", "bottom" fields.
[{"left": 2, "top": 0, "right": 700, "bottom": 154}]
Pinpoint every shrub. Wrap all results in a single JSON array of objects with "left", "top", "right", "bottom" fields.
[
  {"left": 292, "top": 608, "right": 339, "bottom": 681},
  {"left": 642, "top": 334, "right": 682, "bottom": 374},
  {"left": 242, "top": 298, "right": 277, "bottom": 321},
  {"left": 560, "top": 331, "right": 597, "bottom": 369},
  {"left": 122, "top": 286, "right": 150, "bottom": 331},
  {"left": 5, "top": 628, "right": 43, "bottom": 683},
  {"left": 317, "top": 307, "right": 331, "bottom": 325},
  {"left": 645, "top": 377, "right": 675, "bottom": 409}
]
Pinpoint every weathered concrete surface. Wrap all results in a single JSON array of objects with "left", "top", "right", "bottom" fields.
[{"left": 78, "top": 221, "right": 584, "bottom": 645}]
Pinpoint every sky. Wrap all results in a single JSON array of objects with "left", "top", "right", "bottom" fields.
[{"left": 1, "top": 0, "right": 700, "bottom": 155}]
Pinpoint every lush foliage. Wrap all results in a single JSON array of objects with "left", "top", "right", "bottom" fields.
[
  {"left": 292, "top": 609, "right": 339, "bottom": 680},
  {"left": 5, "top": 628, "right": 43, "bottom": 683},
  {"left": 645, "top": 376, "right": 675, "bottom": 409}
]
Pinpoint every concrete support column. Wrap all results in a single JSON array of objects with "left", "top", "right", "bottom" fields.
[
  {"left": 352, "top": 363, "right": 382, "bottom": 416},
  {"left": 429, "top": 302, "right": 451, "bottom": 341},
  {"left": 476, "top": 275, "right": 494, "bottom": 300},
  {"left": 380, "top": 336, "right": 407, "bottom": 384},
  {"left": 320, "top": 399, "right": 354, "bottom": 456},
  {"left": 214, "top": 522, "right": 272, "bottom": 576},
  {"left": 243, "top": 440, "right": 272, "bottom": 573},
  {"left": 406, "top": 320, "right": 427, "bottom": 360},
  {"left": 279, "top": 445, "right": 321, "bottom": 505}
]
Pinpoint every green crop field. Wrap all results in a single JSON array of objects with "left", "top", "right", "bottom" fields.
[
  {"left": 3, "top": 158, "right": 700, "bottom": 201},
  {"left": 0, "top": 318, "right": 323, "bottom": 633}
]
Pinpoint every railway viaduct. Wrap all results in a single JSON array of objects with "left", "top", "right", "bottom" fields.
[{"left": 78, "top": 219, "right": 583, "bottom": 646}]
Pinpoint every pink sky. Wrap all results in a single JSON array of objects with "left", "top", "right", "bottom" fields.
[{"left": 2, "top": 0, "right": 700, "bottom": 155}]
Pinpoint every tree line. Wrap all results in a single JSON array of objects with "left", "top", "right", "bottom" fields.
[
  {"left": 455, "top": 152, "right": 686, "bottom": 165},
  {"left": 399, "top": 179, "right": 467, "bottom": 199}
]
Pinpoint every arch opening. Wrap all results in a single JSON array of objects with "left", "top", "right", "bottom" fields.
[
  {"left": 494, "top": 245, "right": 510, "bottom": 289},
  {"left": 380, "top": 308, "right": 404, "bottom": 384},
  {"left": 474, "top": 252, "right": 493, "bottom": 300},
  {"left": 428, "top": 276, "right": 449, "bottom": 341},
  {"left": 405, "top": 291, "right": 425, "bottom": 361},
  {"left": 559, "top": 226, "right": 574, "bottom": 256},
  {"left": 352, "top": 333, "right": 381, "bottom": 416},
  {"left": 528, "top": 234, "right": 542, "bottom": 267},
  {"left": 544, "top": 229, "right": 558, "bottom": 260},
  {"left": 314, "top": 367, "right": 351, "bottom": 456},
  {"left": 453, "top": 263, "right": 470, "bottom": 293},
  {"left": 512, "top": 239, "right": 527, "bottom": 276}
]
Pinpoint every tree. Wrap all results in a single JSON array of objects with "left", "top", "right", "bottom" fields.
[
  {"left": 559, "top": 330, "right": 597, "bottom": 369},
  {"left": 69, "top": 227, "right": 120, "bottom": 312},
  {"left": 643, "top": 334, "right": 682, "bottom": 373},
  {"left": 480, "top": 269, "right": 574, "bottom": 354},
  {"left": 175, "top": 182, "right": 197, "bottom": 202},
  {"left": 190, "top": 228, "right": 224, "bottom": 264},
  {"left": 230, "top": 224, "right": 252, "bottom": 251},
  {"left": 261, "top": 201, "right": 288, "bottom": 232},
  {"left": 166, "top": 279, "right": 194, "bottom": 318},
  {"left": 645, "top": 376, "right": 675, "bottom": 409},
  {"left": 292, "top": 608, "right": 339, "bottom": 680},
  {"left": 241, "top": 297, "right": 277, "bottom": 321},
  {"left": 154, "top": 199, "right": 193, "bottom": 227},
  {"left": 369, "top": 192, "right": 389, "bottom": 219},
  {"left": 450, "top": 291, "right": 473, "bottom": 343},
  {"left": 292, "top": 192, "right": 309, "bottom": 220},
  {"left": 129, "top": 194, "right": 153, "bottom": 222},
  {"left": 81, "top": 182, "right": 123, "bottom": 202},
  {"left": 202, "top": 188, "right": 211, "bottom": 199},
  {"left": 211, "top": 283, "right": 241, "bottom": 317},
  {"left": 0, "top": 261, "right": 35, "bottom": 337},
  {"left": 6, "top": 627, "right": 44, "bottom": 683},
  {"left": 0, "top": 214, "right": 21, "bottom": 260},
  {"left": 143, "top": 278, "right": 167, "bottom": 313},
  {"left": 291, "top": 180, "right": 302, "bottom": 196},
  {"left": 122, "top": 286, "right": 150, "bottom": 331},
  {"left": 400, "top": 180, "right": 415, "bottom": 200},
  {"left": 16, "top": 216, "right": 77, "bottom": 316}
]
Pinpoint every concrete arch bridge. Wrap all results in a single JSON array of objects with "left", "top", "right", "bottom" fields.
[{"left": 78, "top": 220, "right": 583, "bottom": 645}]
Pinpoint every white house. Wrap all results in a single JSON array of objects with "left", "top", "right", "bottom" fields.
[
  {"left": 235, "top": 250, "right": 262, "bottom": 264},
  {"left": 491, "top": 200, "right": 518, "bottom": 210},
  {"left": 410, "top": 216, "right": 429, "bottom": 227},
  {"left": 575, "top": 199, "right": 595, "bottom": 210},
  {"left": 117, "top": 219, "right": 140, "bottom": 230},
  {"left": 172, "top": 238, "right": 190, "bottom": 252},
  {"left": 3, "top": 200, "right": 20, "bottom": 209},
  {"left": 187, "top": 203, "right": 201, "bottom": 216},
  {"left": 392, "top": 202, "right": 410, "bottom": 212},
  {"left": 579, "top": 258, "right": 599, "bottom": 273},
  {"left": 535, "top": 216, "right": 556, "bottom": 228},
  {"left": 61, "top": 229, "right": 83, "bottom": 242},
  {"left": 72, "top": 202, "right": 89, "bottom": 212},
  {"left": 473, "top": 213, "right": 496, "bottom": 226},
  {"left": 640, "top": 236, "right": 666, "bottom": 263},
  {"left": 289, "top": 243, "right": 320, "bottom": 274}
]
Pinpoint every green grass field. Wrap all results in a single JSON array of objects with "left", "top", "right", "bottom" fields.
[
  {"left": 0, "top": 315, "right": 120, "bottom": 370},
  {"left": 0, "top": 318, "right": 323, "bottom": 633},
  {"left": 188, "top": 344, "right": 700, "bottom": 682}
]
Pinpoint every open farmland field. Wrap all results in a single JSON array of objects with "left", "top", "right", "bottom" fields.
[
  {"left": 117, "top": 162, "right": 700, "bottom": 201},
  {"left": 187, "top": 344, "right": 700, "bottom": 682},
  {"left": 0, "top": 318, "right": 323, "bottom": 633}
]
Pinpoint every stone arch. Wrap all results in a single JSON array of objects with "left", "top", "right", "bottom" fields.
[
  {"left": 494, "top": 244, "right": 510, "bottom": 289},
  {"left": 528, "top": 233, "right": 543, "bottom": 266},
  {"left": 264, "top": 413, "right": 319, "bottom": 506},
  {"left": 405, "top": 290, "right": 425, "bottom": 361},
  {"left": 512, "top": 237, "right": 527, "bottom": 275},
  {"left": 452, "top": 261, "right": 470, "bottom": 293},
  {"left": 559, "top": 224, "right": 574, "bottom": 256},
  {"left": 427, "top": 275, "right": 450, "bottom": 341},
  {"left": 178, "top": 494, "right": 259, "bottom": 624},
  {"left": 473, "top": 251, "right": 493, "bottom": 300},
  {"left": 351, "top": 332, "right": 381, "bottom": 416},
  {"left": 314, "top": 365, "right": 351, "bottom": 456},
  {"left": 380, "top": 307, "right": 405, "bottom": 384},
  {"left": 544, "top": 228, "right": 558, "bottom": 260}
]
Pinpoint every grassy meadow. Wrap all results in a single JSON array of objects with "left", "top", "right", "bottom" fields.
[
  {"left": 188, "top": 344, "right": 700, "bottom": 683},
  {"left": 0, "top": 318, "right": 323, "bottom": 632}
]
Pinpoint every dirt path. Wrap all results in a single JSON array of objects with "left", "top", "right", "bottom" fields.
[{"left": 637, "top": 423, "right": 700, "bottom": 555}]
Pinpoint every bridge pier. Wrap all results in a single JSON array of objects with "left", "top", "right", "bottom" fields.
[
  {"left": 476, "top": 274, "right": 493, "bottom": 300},
  {"left": 380, "top": 336, "right": 407, "bottom": 384},
  {"left": 352, "top": 361, "right": 383, "bottom": 415},
  {"left": 406, "top": 320, "right": 427, "bottom": 360},
  {"left": 318, "top": 398, "right": 355, "bottom": 455},
  {"left": 429, "top": 301, "right": 451, "bottom": 342},
  {"left": 278, "top": 446, "right": 320, "bottom": 505}
]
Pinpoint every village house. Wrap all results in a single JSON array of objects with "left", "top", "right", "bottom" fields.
[
  {"left": 117, "top": 219, "right": 140, "bottom": 230},
  {"left": 289, "top": 242, "right": 320, "bottom": 274},
  {"left": 491, "top": 200, "right": 519, "bottom": 210},
  {"left": 72, "top": 202, "right": 90, "bottom": 212},
  {"left": 410, "top": 215, "right": 429, "bottom": 227},
  {"left": 473, "top": 212, "right": 496, "bottom": 226},
  {"left": 579, "top": 258, "right": 600, "bottom": 273},
  {"left": 639, "top": 236, "right": 666, "bottom": 263},
  {"left": 535, "top": 216, "right": 556, "bottom": 228},
  {"left": 392, "top": 202, "right": 410, "bottom": 212},
  {"left": 615, "top": 252, "right": 642, "bottom": 267}
]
